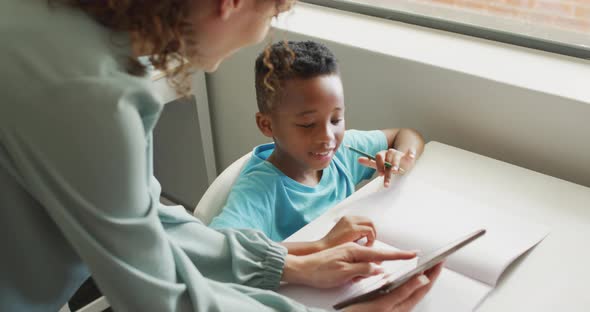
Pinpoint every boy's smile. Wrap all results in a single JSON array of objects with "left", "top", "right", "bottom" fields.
[
  {"left": 257, "top": 74, "right": 345, "bottom": 185},
  {"left": 310, "top": 150, "right": 334, "bottom": 161}
]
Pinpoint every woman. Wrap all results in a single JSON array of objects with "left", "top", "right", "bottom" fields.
[{"left": 0, "top": 0, "right": 442, "bottom": 311}]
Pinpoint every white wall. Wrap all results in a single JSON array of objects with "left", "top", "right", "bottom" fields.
[{"left": 206, "top": 4, "right": 590, "bottom": 188}]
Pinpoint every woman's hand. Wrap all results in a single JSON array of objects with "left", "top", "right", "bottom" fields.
[
  {"left": 318, "top": 216, "right": 376, "bottom": 249},
  {"left": 282, "top": 243, "right": 417, "bottom": 289},
  {"left": 358, "top": 148, "right": 417, "bottom": 188},
  {"left": 345, "top": 262, "right": 443, "bottom": 312}
]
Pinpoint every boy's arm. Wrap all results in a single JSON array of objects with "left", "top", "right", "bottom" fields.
[
  {"left": 356, "top": 128, "right": 425, "bottom": 187},
  {"left": 380, "top": 128, "right": 425, "bottom": 158},
  {"left": 282, "top": 241, "right": 325, "bottom": 256},
  {"left": 281, "top": 216, "right": 377, "bottom": 255}
]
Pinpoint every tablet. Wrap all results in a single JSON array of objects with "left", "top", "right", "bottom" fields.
[{"left": 333, "top": 228, "right": 486, "bottom": 310}]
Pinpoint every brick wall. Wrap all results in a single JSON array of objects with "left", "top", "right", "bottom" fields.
[{"left": 417, "top": 0, "right": 590, "bottom": 33}]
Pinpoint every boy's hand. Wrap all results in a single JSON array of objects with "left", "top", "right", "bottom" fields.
[
  {"left": 319, "top": 216, "right": 376, "bottom": 250},
  {"left": 358, "top": 148, "right": 417, "bottom": 187}
]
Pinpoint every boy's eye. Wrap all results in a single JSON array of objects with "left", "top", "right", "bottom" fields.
[
  {"left": 296, "top": 123, "right": 314, "bottom": 128},
  {"left": 331, "top": 119, "right": 343, "bottom": 125}
]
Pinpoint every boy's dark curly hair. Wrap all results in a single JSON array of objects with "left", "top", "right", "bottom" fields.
[{"left": 255, "top": 40, "right": 339, "bottom": 113}]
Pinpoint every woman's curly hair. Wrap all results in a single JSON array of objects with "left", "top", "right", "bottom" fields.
[
  {"left": 50, "top": 0, "right": 296, "bottom": 96},
  {"left": 49, "top": 0, "right": 191, "bottom": 94},
  {"left": 50, "top": 0, "right": 196, "bottom": 95}
]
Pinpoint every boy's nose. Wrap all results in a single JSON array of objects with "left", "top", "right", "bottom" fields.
[{"left": 317, "top": 124, "right": 335, "bottom": 144}]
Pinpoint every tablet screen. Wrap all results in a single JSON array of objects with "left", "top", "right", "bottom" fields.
[{"left": 333, "top": 229, "right": 486, "bottom": 310}]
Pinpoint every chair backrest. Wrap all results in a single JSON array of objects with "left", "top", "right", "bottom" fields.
[{"left": 193, "top": 152, "right": 252, "bottom": 224}]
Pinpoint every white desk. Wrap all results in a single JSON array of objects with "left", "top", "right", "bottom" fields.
[{"left": 287, "top": 141, "right": 590, "bottom": 311}]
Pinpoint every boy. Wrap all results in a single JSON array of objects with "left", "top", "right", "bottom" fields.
[{"left": 209, "top": 41, "right": 424, "bottom": 251}]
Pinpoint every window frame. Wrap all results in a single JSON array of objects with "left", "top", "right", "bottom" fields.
[{"left": 301, "top": 0, "right": 590, "bottom": 60}]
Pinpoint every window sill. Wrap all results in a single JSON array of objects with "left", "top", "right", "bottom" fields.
[{"left": 274, "top": 3, "right": 590, "bottom": 105}]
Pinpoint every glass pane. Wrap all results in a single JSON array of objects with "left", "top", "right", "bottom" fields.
[{"left": 334, "top": 0, "right": 589, "bottom": 50}]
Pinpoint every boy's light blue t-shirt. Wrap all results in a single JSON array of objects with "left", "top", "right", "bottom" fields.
[{"left": 209, "top": 129, "right": 388, "bottom": 241}]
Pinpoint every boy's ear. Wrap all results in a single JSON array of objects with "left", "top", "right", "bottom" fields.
[
  {"left": 218, "top": 0, "right": 243, "bottom": 20},
  {"left": 256, "top": 112, "right": 273, "bottom": 138}
]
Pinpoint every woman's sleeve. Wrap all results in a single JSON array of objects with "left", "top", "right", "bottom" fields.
[
  {"left": 3, "top": 78, "right": 323, "bottom": 311},
  {"left": 162, "top": 202, "right": 282, "bottom": 288}
]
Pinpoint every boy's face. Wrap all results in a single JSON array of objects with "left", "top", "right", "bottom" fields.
[{"left": 259, "top": 74, "right": 345, "bottom": 172}]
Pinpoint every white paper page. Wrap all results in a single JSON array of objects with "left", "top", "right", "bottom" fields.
[
  {"left": 332, "top": 178, "right": 549, "bottom": 286},
  {"left": 278, "top": 242, "right": 492, "bottom": 311},
  {"left": 412, "top": 269, "right": 492, "bottom": 312}
]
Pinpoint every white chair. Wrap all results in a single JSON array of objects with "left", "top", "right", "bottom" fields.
[{"left": 193, "top": 152, "right": 252, "bottom": 224}]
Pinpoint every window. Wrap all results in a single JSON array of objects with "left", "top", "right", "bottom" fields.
[{"left": 303, "top": 0, "right": 590, "bottom": 59}]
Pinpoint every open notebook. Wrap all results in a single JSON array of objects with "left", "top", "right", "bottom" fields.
[{"left": 278, "top": 177, "right": 549, "bottom": 311}]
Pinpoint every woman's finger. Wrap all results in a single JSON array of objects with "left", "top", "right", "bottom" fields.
[
  {"left": 385, "top": 274, "right": 432, "bottom": 310},
  {"left": 342, "top": 262, "right": 385, "bottom": 282},
  {"left": 424, "top": 262, "right": 444, "bottom": 278},
  {"left": 393, "top": 263, "right": 444, "bottom": 311},
  {"left": 346, "top": 244, "right": 417, "bottom": 263}
]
